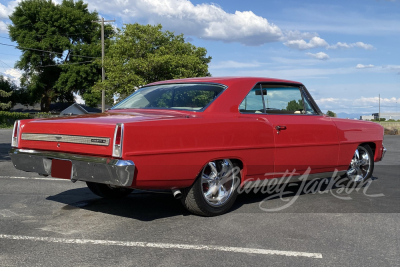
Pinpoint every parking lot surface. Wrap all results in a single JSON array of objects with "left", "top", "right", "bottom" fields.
[{"left": 0, "top": 128, "right": 399, "bottom": 266}]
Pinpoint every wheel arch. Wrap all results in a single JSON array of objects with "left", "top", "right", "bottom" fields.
[{"left": 359, "top": 142, "right": 376, "bottom": 159}]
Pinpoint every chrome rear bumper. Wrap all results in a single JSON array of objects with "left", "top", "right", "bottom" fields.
[{"left": 9, "top": 148, "right": 135, "bottom": 187}]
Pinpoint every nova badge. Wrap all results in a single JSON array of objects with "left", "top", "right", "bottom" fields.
[{"left": 91, "top": 138, "right": 106, "bottom": 144}]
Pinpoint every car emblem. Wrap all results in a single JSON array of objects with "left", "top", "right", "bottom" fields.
[
  {"left": 55, "top": 136, "right": 62, "bottom": 140},
  {"left": 91, "top": 138, "right": 106, "bottom": 144}
]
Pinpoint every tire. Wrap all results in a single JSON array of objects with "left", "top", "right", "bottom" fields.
[
  {"left": 86, "top": 182, "right": 134, "bottom": 199},
  {"left": 181, "top": 159, "right": 241, "bottom": 216},
  {"left": 345, "top": 144, "right": 374, "bottom": 183}
]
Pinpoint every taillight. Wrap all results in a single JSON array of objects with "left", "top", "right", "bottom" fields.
[
  {"left": 11, "top": 120, "right": 20, "bottom": 147},
  {"left": 112, "top": 123, "right": 124, "bottom": 158}
]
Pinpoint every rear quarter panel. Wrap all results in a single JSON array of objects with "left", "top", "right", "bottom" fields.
[
  {"left": 331, "top": 118, "right": 384, "bottom": 170},
  {"left": 122, "top": 114, "right": 274, "bottom": 189}
]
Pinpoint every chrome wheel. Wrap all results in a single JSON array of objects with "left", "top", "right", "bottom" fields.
[
  {"left": 201, "top": 159, "right": 238, "bottom": 207},
  {"left": 347, "top": 146, "right": 372, "bottom": 182}
]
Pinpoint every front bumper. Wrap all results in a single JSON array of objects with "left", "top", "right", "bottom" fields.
[{"left": 9, "top": 148, "right": 135, "bottom": 187}]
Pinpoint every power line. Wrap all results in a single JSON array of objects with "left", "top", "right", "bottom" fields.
[
  {"left": 40, "top": 60, "right": 95, "bottom": 68},
  {"left": 0, "top": 42, "right": 100, "bottom": 59}
]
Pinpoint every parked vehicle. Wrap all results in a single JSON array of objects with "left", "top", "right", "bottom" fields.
[{"left": 9, "top": 77, "right": 386, "bottom": 216}]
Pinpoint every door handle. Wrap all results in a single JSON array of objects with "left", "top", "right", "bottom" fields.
[{"left": 275, "top": 125, "right": 287, "bottom": 131}]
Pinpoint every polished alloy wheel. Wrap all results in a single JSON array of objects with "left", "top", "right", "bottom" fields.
[
  {"left": 200, "top": 159, "right": 238, "bottom": 207},
  {"left": 346, "top": 146, "right": 372, "bottom": 182}
]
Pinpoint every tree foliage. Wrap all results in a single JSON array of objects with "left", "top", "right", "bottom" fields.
[
  {"left": 94, "top": 23, "right": 212, "bottom": 103},
  {"left": 286, "top": 99, "right": 304, "bottom": 111},
  {"left": 0, "top": 76, "right": 14, "bottom": 110},
  {"left": 8, "top": 0, "right": 111, "bottom": 111},
  {"left": 326, "top": 110, "right": 337, "bottom": 117}
]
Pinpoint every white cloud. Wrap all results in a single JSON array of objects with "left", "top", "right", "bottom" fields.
[
  {"left": 283, "top": 30, "right": 319, "bottom": 41},
  {"left": 0, "top": 1, "right": 20, "bottom": 19},
  {"left": 316, "top": 97, "right": 400, "bottom": 112},
  {"left": 210, "top": 60, "right": 263, "bottom": 69},
  {"left": 328, "top": 42, "right": 374, "bottom": 50},
  {"left": 73, "top": 93, "right": 85, "bottom": 104},
  {"left": 284, "top": 36, "right": 328, "bottom": 50},
  {"left": 4, "top": 68, "right": 21, "bottom": 79},
  {"left": 356, "top": 64, "right": 374, "bottom": 69},
  {"left": 0, "top": 21, "right": 7, "bottom": 33},
  {"left": 306, "top": 52, "right": 330, "bottom": 61},
  {"left": 285, "top": 37, "right": 375, "bottom": 51},
  {"left": 86, "top": 0, "right": 283, "bottom": 46}
]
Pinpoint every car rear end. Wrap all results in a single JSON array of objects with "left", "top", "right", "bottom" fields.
[{"left": 9, "top": 117, "right": 135, "bottom": 187}]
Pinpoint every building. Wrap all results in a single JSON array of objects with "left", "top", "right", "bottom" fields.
[
  {"left": 60, "top": 103, "right": 101, "bottom": 116},
  {"left": 360, "top": 115, "right": 375, "bottom": 120},
  {"left": 372, "top": 113, "right": 400, "bottom": 121}
]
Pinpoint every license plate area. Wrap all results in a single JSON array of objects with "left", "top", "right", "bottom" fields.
[{"left": 51, "top": 159, "right": 72, "bottom": 179}]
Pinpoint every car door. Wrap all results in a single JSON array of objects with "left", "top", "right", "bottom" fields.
[
  {"left": 260, "top": 84, "right": 340, "bottom": 176},
  {"left": 238, "top": 87, "right": 275, "bottom": 181}
]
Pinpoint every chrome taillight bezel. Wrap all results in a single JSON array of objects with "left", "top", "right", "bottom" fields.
[
  {"left": 11, "top": 120, "right": 20, "bottom": 148},
  {"left": 112, "top": 123, "right": 124, "bottom": 158}
]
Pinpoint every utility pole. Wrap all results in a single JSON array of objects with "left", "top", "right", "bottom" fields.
[
  {"left": 378, "top": 94, "right": 381, "bottom": 121},
  {"left": 92, "top": 17, "right": 115, "bottom": 112}
]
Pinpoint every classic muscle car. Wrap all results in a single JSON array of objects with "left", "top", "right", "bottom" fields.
[{"left": 9, "top": 77, "right": 386, "bottom": 216}]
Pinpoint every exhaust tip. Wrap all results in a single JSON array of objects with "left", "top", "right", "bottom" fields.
[{"left": 172, "top": 189, "right": 182, "bottom": 199}]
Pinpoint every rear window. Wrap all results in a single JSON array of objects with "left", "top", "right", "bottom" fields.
[{"left": 112, "top": 84, "right": 225, "bottom": 111}]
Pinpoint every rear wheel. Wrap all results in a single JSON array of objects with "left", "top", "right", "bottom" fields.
[
  {"left": 345, "top": 144, "right": 374, "bottom": 182},
  {"left": 86, "top": 182, "right": 134, "bottom": 199},
  {"left": 181, "top": 159, "right": 241, "bottom": 216}
]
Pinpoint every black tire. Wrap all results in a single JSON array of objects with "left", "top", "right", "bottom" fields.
[
  {"left": 345, "top": 144, "right": 375, "bottom": 183},
  {"left": 181, "top": 160, "right": 241, "bottom": 216},
  {"left": 86, "top": 182, "right": 133, "bottom": 199}
]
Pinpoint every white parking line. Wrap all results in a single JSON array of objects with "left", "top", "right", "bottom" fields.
[
  {"left": 0, "top": 234, "right": 322, "bottom": 258},
  {"left": 0, "top": 176, "right": 68, "bottom": 181}
]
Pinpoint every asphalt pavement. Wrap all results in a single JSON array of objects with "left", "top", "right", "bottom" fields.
[{"left": 0, "top": 128, "right": 399, "bottom": 266}]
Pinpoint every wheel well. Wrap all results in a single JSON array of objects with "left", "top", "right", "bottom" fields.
[
  {"left": 360, "top": 142, "right": 376, "bottom": 157},
  {"left": 230, "top": 159, "right": 244, "bottom": 170}
]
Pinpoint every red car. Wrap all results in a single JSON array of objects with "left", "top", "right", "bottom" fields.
[{"left": 10, "top": 77, "right": 386, "bottom": 216}]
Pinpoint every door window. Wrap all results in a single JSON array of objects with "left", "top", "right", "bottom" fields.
[{"left": 264, "top": 87, "right": 304, "bottom": 114}]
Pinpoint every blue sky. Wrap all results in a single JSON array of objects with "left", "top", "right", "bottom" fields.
[{"left": 1, "top": 0, "right": 400, "bottom": 117}]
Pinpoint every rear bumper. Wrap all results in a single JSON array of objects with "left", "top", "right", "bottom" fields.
[{"left": 9, "top": 148, "right": 135, "bottom": 187}]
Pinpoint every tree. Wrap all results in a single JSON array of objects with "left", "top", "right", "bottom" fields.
[
  {"left": 8, "top": 0, "right": 111, "bottom": 111},
  {"left": 326, "top": 110, "right": 337, "bottom": 117},
  {"left": 93, "top": 23, "right": 212, "bottom": 103},
  {"left": 286, "top": 99, "right": 304, "bottom": 111},
  {"left": 0, "top": 76, "right": 14, "bottom": 110}
]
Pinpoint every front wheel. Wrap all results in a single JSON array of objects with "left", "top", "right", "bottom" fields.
[
  {"left": 345, "top": 144, "right": 374, "bottom": 182},
  {"left": 86, "top": 182, "right": 134, "bottom": 199},
  {"left": 181, "top": 159, "right": 241, "bottom": 216}
]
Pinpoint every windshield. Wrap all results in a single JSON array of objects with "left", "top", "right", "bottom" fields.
[{"left": 112, "top": 83, "right": 225, "bottom": 111}]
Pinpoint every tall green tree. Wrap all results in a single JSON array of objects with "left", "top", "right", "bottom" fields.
[
  {"left": 286, "top": 99, "right": 304, "bottom": 111},
  {"left": 94, "top": 23, "right": 212, "bottom": 103},
  {"left": 8, "top": 0, "right": 112, "bottom": 111},
  {"left": 326, "top": 110, "right": 337, "bottom": 117},
  {"left": 0, "top": 76, "right": 14, "bottom": 110}
]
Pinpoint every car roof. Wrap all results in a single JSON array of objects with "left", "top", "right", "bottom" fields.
[{"left": 147, "top": 77, "right": 302, "bottom": 87}]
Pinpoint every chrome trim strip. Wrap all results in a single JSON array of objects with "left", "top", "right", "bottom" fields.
[
  {"left": 21, "top": 133, "right": 110, "bottom": 146},
  {"left": 9, "top": 148, "right": 134, "bottom": 187},
  {"left": 242, "top": 170, "right": 347, "bottom": 189}
]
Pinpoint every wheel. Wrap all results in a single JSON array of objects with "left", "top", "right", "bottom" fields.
[
  {"left": 86, "top": 182, "right": 134, "bottom": 199},
  {"left": 345, "top": 144, "right": 374, "bottom": 182},
  {"left": 181, "top": 159, "right": 241, "bottom": 216}
]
